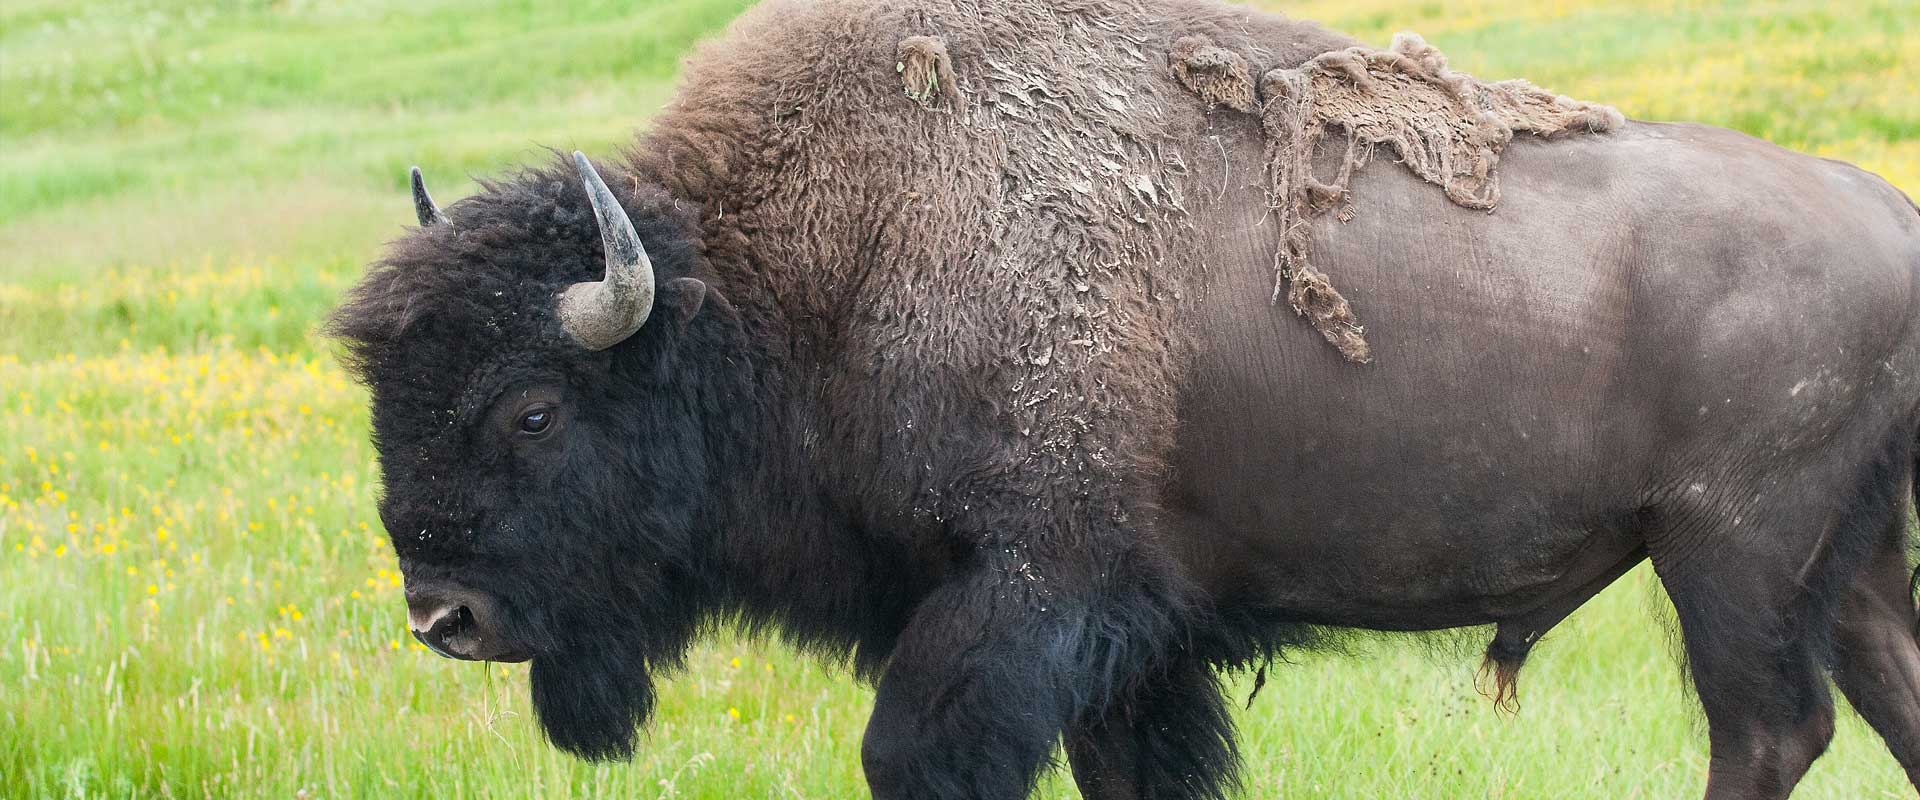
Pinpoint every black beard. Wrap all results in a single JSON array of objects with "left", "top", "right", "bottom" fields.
[{"left": 528, "top": 643, "right": 658, "bottom": 761}]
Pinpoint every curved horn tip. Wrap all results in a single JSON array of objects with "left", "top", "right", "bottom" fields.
[
  {"left": 561, "top": 150, "right": 657, "bottom": 350},
  {"left": 576, "top": 151, "right": 627, "bottom": 196},
  {"left": 572, "top": 151, "right": 619, "bottom": 208},
  {"left": 410, "top": 166, "right": 451, "bottom": 228}
]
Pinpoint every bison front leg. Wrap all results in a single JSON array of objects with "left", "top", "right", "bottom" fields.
[
  {"left": 860, "top": 555, "right": 1204, "bottom": 800},
  {"left": 1065, "top": 656, "right": 1240, "bottom": 800}
]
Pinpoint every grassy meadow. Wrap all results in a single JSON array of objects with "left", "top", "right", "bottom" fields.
[{"left": 1, "top": 0, "right": 1916, "bottom": 796}]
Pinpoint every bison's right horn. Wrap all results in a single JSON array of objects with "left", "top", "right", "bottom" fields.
[
  {"left": 558, "top": 151, "right": 655, "bottom": 351},
  {"left": 410, "top": 166, "right": 451, "bottom": 227}
]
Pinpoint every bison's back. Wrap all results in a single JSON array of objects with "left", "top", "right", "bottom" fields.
[{"left": 1165, "top": 118, "right": 1920, "bottom": 625}]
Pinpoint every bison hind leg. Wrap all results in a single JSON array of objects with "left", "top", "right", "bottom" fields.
[
  {"left": 1830, "top": 468, "right": 1920, "bottom": 788},
  {"left": 1643, "top": 421, "right": 1914, "bottom": 797}
]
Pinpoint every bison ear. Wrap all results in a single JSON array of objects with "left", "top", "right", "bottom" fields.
[
  {"left": 657, "top": 277, "right": 707, "bottom": 333},
  {"left": 628, "top": 277, "right": 710, "bottom": 384}
]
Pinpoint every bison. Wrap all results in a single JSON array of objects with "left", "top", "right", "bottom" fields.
[{"left": 329, "top": 0, "right": 1920, "bottom": 797}]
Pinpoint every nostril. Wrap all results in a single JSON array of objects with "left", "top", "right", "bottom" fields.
[
  {"left": 406, "top": 597, "right": 529, "bottom": 663},
  {"left": 413, "top": 605, "right": 476, "bottom": 659},
  {"left": 408, "top": 603, "right": 456, "bottom": 635},
  {"left": 427, "top": 605, "right": 474, "bottom": 645},
  {"left": 425, "top": 606, "right": 470, "bottom": 638},
  {"left": 442, "top": 606, "right": 474, "bottom": 637}
]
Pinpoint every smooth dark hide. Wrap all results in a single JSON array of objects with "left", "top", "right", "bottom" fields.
[{"left": 331, "top": 1, "right": 1920, "bottom": 798}]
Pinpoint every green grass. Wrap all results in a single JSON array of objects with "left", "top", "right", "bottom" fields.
[{"left": 1, "top": 0, "right": 1916, "bottom": 796}]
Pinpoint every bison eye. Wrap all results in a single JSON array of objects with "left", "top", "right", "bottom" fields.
[{"left": 517, "top": 406, "right": 555, "bottom": 437}]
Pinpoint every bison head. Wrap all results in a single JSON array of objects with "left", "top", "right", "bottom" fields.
[{"left": 329, "top": 153, "right": 722, "bottom": 760}]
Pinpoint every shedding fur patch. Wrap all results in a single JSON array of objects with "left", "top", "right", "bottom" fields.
[
  {"left": 1258, "top": 33, "right": 1622, "bottom": 363},
  {"left": 1171, "top": 35, "right": 1255, "bottom": 114},
  {"left": 897, "top": 35, "right": 958, "bottom": 110}
]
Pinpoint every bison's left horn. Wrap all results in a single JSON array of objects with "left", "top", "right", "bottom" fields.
[
  {"left": 410, "top": 166, "right": 451, "bottom": 227},
  {"left": 558, "top": 150, "right": 655, "bottom": 351}
]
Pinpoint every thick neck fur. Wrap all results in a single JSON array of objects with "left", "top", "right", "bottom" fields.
[
  {"left": 662, "top": 248, "right": 925, "bottom": 676},
  {"left": 613, "top": 6, "right": 942, "bottom": 668}
]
